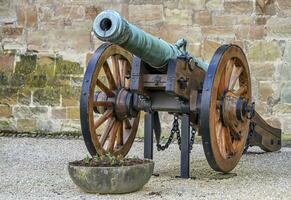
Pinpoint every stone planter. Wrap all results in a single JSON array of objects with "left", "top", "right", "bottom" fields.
[{"left": 68, "top": 159, "right": 154, "bottom": 194}]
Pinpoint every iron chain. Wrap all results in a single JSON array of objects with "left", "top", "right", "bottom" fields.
[
  {"left": 157, "top": 116, "right": 196, "bottom": 151},
  {"left": 157, "top": 116, "right": 180, "bottom": 151},
  {"left": 189, "top": 127, "right": 196, "bottom": 151},
  {"left": 243, "top": 122, "right": 255, "bottom": 153}
]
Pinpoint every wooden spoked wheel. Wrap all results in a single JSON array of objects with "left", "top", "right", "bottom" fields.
[
  {"left": 201, "top": 45, "right": 252, "bottom": 172},
  {"left": 80, "top": 43, "right": 140, "bottom": 157}
]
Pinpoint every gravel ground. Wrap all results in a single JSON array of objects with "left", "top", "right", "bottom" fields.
[{"left": 0, "top": 137, "right": 291, "bottom": 200}]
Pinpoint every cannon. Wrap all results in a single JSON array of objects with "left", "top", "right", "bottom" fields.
[{"left": 80, "top": 10, "right": 281, "bottom": 178}]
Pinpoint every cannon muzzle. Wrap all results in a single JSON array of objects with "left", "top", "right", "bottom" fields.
[{"left": 93, "top": 10, "right": 208, "bottom": 71}]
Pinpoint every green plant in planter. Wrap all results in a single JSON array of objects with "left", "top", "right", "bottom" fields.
[{"left": 73, "top": 153, "right": 145, "bottom": 167}]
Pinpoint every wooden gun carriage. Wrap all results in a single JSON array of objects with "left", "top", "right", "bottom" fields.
[{"left": 80, "top": 10, "right": 281, "bottom": 178}]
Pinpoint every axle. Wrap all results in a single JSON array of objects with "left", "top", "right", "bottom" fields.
[{"left": 93, "top": 10, "right": 209, "bottom": 71}]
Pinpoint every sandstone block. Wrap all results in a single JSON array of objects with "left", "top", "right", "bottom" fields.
[
  {"left": 0, "top": 87, "right": 18, "bottom": 105},
  {"left": 235, "top": 25, "right": 266, "bottom": 40},
  {"left": 2, "top": 27, "right": 23, "bottom": 38},
  {"left": 33, "top": 87, "right": 60, "bottom": 106},
  {"left": 159, "top": 24, "right": 202, "bottom": 44},
  {"left": 52, "top": 108, "right": 67, "bottom": 119},
  {"left": 61, "top": 86, "right": 81, "bottom": 107},
  {"left": 67, "top": 107, "right": 80, "bottom": 120},
  {"left": 15, "top": 54, "right": 37, "bottom": 75},
  {"left": 17, "top": 5, "right": 38, "bottom": 28},
  {"left": 255, "top": 0, "right": 278, "bottom": 15},
  {"left": 206, "top": 0, "right": 223, "bottom": 10},
  {"left": 224, "top": 1, "right": 254, "bottom": 14},
  {"left": 178, "top": 0, "right": 206, "bottom": 10},
  {"left": 129, "top": 4, "right": 164, "bottom": 25},
  {"left": 17, "top": 119, "right": 36, "bottom": 132},
  {"left": 129, "top": 0, "right": 162, "bottom": 4},
  {"left": 60, "top": 119, "right": 81, "bottom": 132},
  {"left": 283, "top": 42, "right": 291, "bottom": 64},
  {"left": 194, "top": 11, "right": 212, "bottom": 26},
  {"left": 0, "top": 72, "right": 10, "bottom": 86},
  {"left": 55, "top": 6, "right": 85, "bottom": 20},
  {"left": 38, "top": 5, "right": 54, "bottom": 23},
  {"left": 26, "top": 5, "right": 38, "bottom": 28},
  {"left": 237, "top": 15, "right": 253, "bottom": 25},
  {"left": 27, "top": 30, "right": 54, "bottom": 52},
  {"left": 258, "top": 81, "right": 273, "bottom": 102},
  {"left": 55, "top": 59, "right": 83, "bottom": 75},
  {"left": 202, "top": 39, "right": 221, "bottom": 62},
  {"left": 11, "top": 73, "right": 26, "bottom": 87},
  {"left": 250, "top": 62, "right": 275, "bottom": 81},
  {"left": 0, "top": 105, "right": 12, "bottom": 118},
  {"left": 85, "top": 6, "right": 102, "bottom": 20},
  {"left": 0, "top": 54, "right": 14, "bottom": 72},
  {"left": 18, "top": 87, "right": 31, "bottom": 105},
  {"left": 188, "top": 43, "right": 201, "bottom": 58},
  {"left": 163, "top": 0, "right": 180, "bottom": 9},
  {"left": 282, "top": 117, "right": 291, "bottom": 134},
  {"left": 212, "top": 15, "right": 236, "bottom": 26},
  {"left": 281, "top": 82, "right": 291, "bottom": 104},
  {"left": 0, "top": 119, "right": 15, "bottom": 131},
  {"left": 255, "top": 16, "right": 267, "bottom": 25},
  {"left": 36, "top": 119, "right": 61, "bottom": 133},
  {"left": 16, "top": 6, "right": 25, "bottom": 26},
  {"left": 71, "top": 77, "right": 83, "bottom": 87},
  {"left": 247, "top": 41, "right": 281, "bottom": 62},
  {"left": 26, "top": 74, "right": 48, "bottom": 88},
  {"left": 273, "top": 104, "right": 291, "bottom": 114},
  {"left": 201, "top": 26, "right": 235, "bottom": 38},
  {"left": 48, "top": 75, "right": 71, "bottom": 87},
  {"left": 165, "top": 8, "right": 192, "bottom": 26},
  {"left": 13, "top": 106, "right": 48, "bottom": 119},
  {"left": 36, "top": 56, "right": 55, "bottom": 77},
  {"left": 266, "top": 17, "right": 291, "bottom": 39},
  {"left": 277, "top": 0, "right": 291, "bottom": 17}
]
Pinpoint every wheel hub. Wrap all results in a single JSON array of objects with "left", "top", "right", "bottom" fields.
[
  {"left": 93, "top": 88, "right": 136, "bottom": 121},
  {"left": 115, "top": 88, "right": 134, "bottom": 120},
  {"left": 222, "top": 91, "right": 253, "bottom": 130}
]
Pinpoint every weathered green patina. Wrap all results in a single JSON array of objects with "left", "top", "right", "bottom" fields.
[{"left": 93, "top": 10, "right": 209, "bottom": 71}]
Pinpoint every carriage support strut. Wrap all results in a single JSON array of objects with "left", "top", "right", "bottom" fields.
[{"left": 144, "top": 112, "right": 192, "bottom": 178}]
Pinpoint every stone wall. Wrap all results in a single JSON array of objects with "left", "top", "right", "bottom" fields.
[{"left": 0, "top": 0, "right": 290, "bottom": 135}]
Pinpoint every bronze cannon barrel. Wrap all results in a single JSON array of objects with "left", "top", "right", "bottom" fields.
[{"left": 93, "top": 10, "right": 208, "bottom": 71}]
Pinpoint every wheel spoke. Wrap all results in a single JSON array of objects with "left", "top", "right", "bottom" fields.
[
  {"left": 229, "top": 66, "right": 243, "bottom": 90},
  {"left": 103, "top": 61, "right": 117, "bottom": 90},
  {"left": 220, "top": 126, "right": 227, "bottom": 156},
  {"left": 223, "top": 127, "right": 235, "bottom": 156},
  {"left": 218, "top": 71, "right": 226, "bottom": 97},
  {"left": 225, "top": 59, "right": 235, "bottom": 89},
  {"left": 96, "top": 79, "right": 114, "bottom": 97},
  {"left": 124, "top": 119, "right": 132, "bottom": 129},
  {"left": 116, "top": 122, "right": 124, "bottom": 147},
  {"left": 216, "top": 121, "right": 223, "bottom": 151},
  {"left": 111, "top": 55, "right": 121, "bottom": 87},
  {"left": 119, "top": 59, "right": 127, "bottom": 87},
  {"left": 107, "top": 121, "right": 121, "bottom": 152},
  {"left": 94, "top": 110, "right": 113, "bottom": 129},
  {"left": 231, "top": 123, "right": 242, "bottom": 141},
  {"left": 100, "top": 118, "right": 115, "bottom": 146},
  {"left": 234, "top": 85, "right": 247, "bottom": 96}
]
